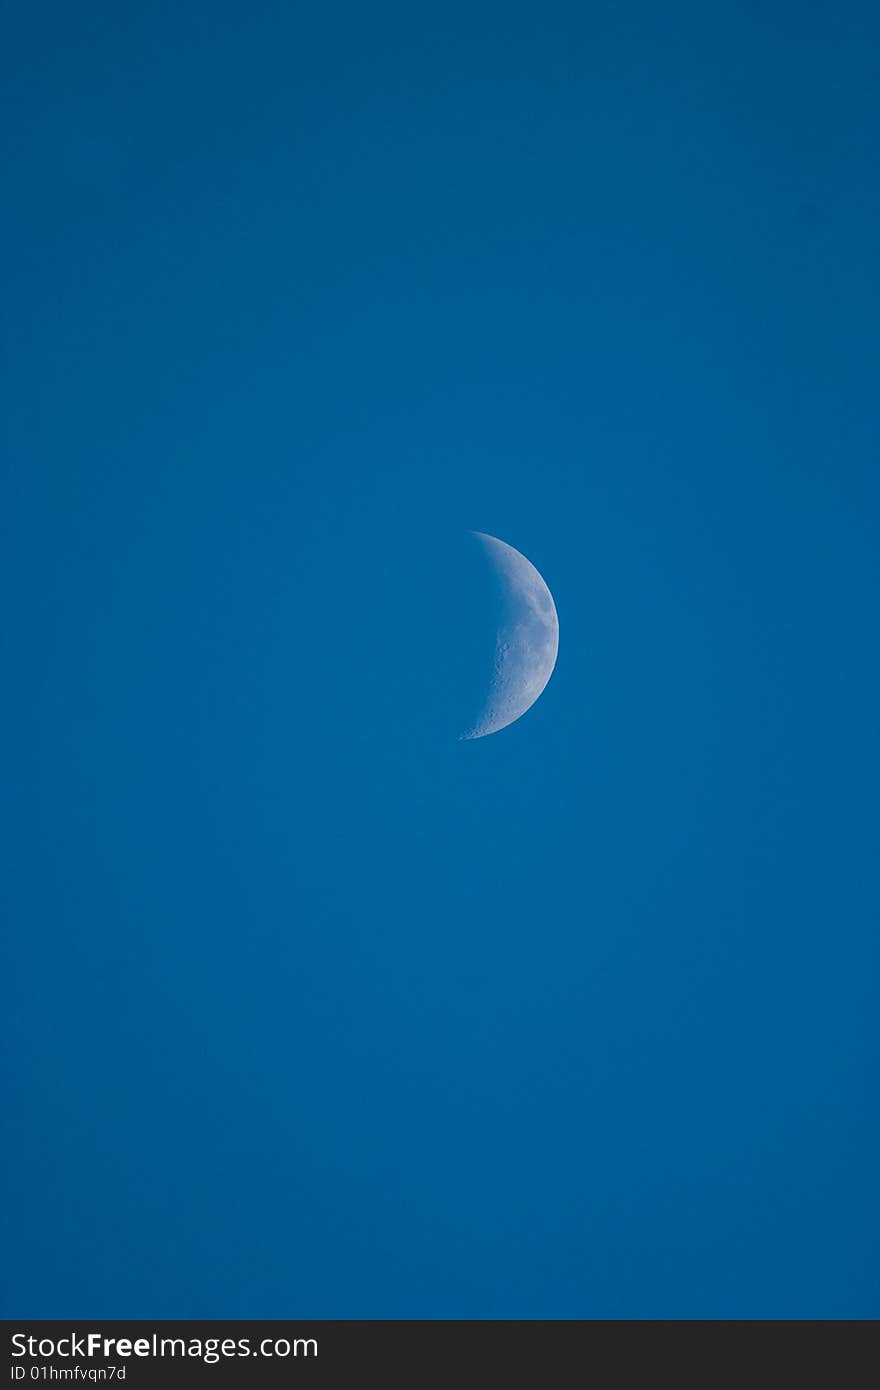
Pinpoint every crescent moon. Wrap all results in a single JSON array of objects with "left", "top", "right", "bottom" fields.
[{"left": 461, "top": 532, "right": 559, "bottom": 740}]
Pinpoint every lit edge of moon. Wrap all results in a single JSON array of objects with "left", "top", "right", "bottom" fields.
[{"left": 460, "top": 532, "right": 560, "bottom": 740}]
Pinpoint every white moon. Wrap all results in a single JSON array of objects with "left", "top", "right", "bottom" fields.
[{"left": 461, "top": 532, "right": 559, "bottom": 740}]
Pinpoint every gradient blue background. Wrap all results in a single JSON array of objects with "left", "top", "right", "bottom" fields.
[{"left": 3, "top": 2, "right": 878, "bottom": 1318}]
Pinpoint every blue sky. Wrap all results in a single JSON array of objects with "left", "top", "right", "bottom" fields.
[{"left": 3, "top": 2, "right": 878, "bottom": 1317}]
